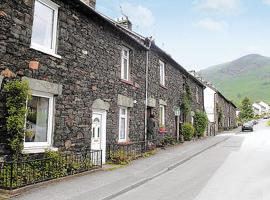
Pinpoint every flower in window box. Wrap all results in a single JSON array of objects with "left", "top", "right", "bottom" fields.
[{"left": 159, "top": 125, "right": 166, "bottom": 132}]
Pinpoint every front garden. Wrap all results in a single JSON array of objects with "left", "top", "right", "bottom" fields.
[{"left": 0, "top": 78, "right": 102, "bottom": 191}]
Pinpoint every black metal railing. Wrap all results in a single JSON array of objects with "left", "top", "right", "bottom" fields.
[
  {"left": 0, "top": 149, "right": 102, "bottom": 190},
  {"left": 106, "top": 140, "right": 157, "bottom": 164}
]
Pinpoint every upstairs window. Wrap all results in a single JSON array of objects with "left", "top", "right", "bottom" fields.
[
  {"left": 121, "top": 47, "right": 130, "bottom": 81},
  {"left": 159, "top": 60, "right": 165, "bottom": 86},
  {"left": 31, "top": 0, "right": 59, "bottom": 54},
  {"left": 196, "top": 87, "right": 199, "bottom": 103}
]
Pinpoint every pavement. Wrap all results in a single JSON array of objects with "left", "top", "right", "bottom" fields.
[{"left": 11, "top": 128, "right": 238, "bottom": 200}]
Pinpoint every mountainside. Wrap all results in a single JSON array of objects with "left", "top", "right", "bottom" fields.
[{"left": 199, "top": 54, "right": 270, "bottom": 106}]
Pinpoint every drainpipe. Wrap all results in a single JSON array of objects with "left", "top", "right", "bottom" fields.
[{"left": 144, "top": 39, "right": 152, "bottom": 145}]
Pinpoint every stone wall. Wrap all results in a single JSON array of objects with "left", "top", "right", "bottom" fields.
[
  {"left": 188, "top": 77, "right": 204, "bottom": 112},
  {"left": 0, "top": 0, "right": 147, "bottom": 152},
  {"left": 229, "top": 103, "right": 237, "bottom": 128}
]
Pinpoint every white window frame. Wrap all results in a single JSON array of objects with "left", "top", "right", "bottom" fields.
[
  {"left": 24, "top": 90, "right": 54, "bottom": 150},
  {"left": 118, "top": 107, "right": 128, "bottom": 142},
  {"left": 159, "top": 60, "right": 165, "bottom": 86},
  {"left": 30, "top": 0, "right": 60, "bottom": 58},
  {"left": 159, "top": 105, "right": 165, "bottom": 126},
  {"left": 121, "top": 47, "right": 130, "bottom": 81}
]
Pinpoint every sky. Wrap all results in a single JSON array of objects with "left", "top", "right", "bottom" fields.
[{"left": 96, "top": 0, "right": 270, "bottom": 71}]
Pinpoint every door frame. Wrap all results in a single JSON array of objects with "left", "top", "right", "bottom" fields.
[{"left": 92, "top": 109, "right": 107, "bottom": 164}]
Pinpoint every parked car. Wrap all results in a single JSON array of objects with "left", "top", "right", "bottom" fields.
[
  {"left": 252, "top": 120, "right": 258, "bottom": 125},
  {"left": 242, "top": 122, "right": 254, "bottom": 132},
  {"left": 263, "top": 115, "right": 269, "bottom": 119}
]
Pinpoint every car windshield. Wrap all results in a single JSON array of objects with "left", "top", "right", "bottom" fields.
[{"left": 244, "top": 122, "right": 252, "bottom": 126}]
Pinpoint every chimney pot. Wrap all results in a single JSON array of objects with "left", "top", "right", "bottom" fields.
[
  {"left": 81, "top": 0, "right": 96, "bottom": 9},
  {"left": 116, "top": 16, "right": 132, "bottom": 30}
]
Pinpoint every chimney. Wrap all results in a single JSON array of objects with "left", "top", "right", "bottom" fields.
[
  {"left": 189, "top": 70, "right": 196, "bottom": 76},
  {"left": 116, "top": 16, "right": 132, "bottom": 30},
  {"left": 81, "top": 0, "right": 96, "bottom": 9}
]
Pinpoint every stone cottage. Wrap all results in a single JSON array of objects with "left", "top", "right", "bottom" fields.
[
  {"left": 0, "top": 0, "right": 150, "bottom": 162},
  {"left": 111, "top": 25, "right": 206, "bottom": 140},
  {"left": 216, "top": 92, "right": 237, "bottom": 131},
  {"left": 0, "top": 0, "right": 206, "bottom": 162},
  {"left": 146, "top": 43, "right": 205, "bottom": 140}
]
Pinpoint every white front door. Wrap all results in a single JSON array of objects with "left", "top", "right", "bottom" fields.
[{"left": 91, "top": 111, "right": 106, "bottom": 164}]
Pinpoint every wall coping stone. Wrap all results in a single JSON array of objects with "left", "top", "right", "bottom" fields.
[
  {"left": 147, "top": 97, "right": 156, "bottom": 108},
  {"left": 159, "top": 99, "right": 167, "bottom": 106},
  {"left": 22, "top": 77, "right": 62, "bottom": 95},
  {"left": 92, "top": 99, "right": 110, "bottom": 111},
  {"left": 118, "top": 94, "right": 134, "bottom": 108}
]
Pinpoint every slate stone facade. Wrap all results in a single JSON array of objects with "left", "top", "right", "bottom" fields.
[
  {"left": 215, "top": 93, "right": 237, "bottom": 131},
  {"left": 0, "top": 0, "right": 206, "bottom": 156},
  {"left": 0, "top": 0, "right": 147, "bottom": 153},
  {"left": 147, "top": 44, "right": 205, "bottom": 137}
]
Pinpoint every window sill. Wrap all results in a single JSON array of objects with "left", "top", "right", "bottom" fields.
[
  {"left": 120, "top": 79, "right": 133, "bottom": 86},
  {"left": 30, "top": 45, "right": 62, "bottom": 59},
  {"left": 22, "top": 146, "right": 58, "bottom": 154},
  {"left": 160, "top": 84, "right": 168, "bottom": 89}
]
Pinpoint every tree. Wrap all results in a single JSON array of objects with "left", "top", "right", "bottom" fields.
[{"left": 239, "top": 97, "right": 254, "bottom": 122}]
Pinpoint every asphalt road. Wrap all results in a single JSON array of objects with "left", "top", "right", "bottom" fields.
[{"left": 113, "top": 119, "right": 270, "bottom": 200}]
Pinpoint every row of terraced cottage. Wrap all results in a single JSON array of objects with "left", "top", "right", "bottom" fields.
[{"left": 0, "top": 0, "right": 237, "bottom": 164}]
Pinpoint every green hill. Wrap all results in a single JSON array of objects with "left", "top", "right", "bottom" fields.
[{"left": 199, "top": 54, "right": 270, "bottom": 106}]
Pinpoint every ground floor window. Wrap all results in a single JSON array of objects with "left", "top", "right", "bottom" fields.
[
  {"left": 25, "top": 91, "right": 54, "bottom": 149},
  {"left": 159, "top": 105, "right": 165, "bottom": 126},
  {"left": 119, "top": 107, "right": 128, "bottom": 142}
]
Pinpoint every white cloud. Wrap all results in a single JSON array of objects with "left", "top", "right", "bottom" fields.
[
  {"left": 196, "top": 0, "right": 241, "bottom": 12},
  {"left": 197, "top": 18, "right": 228, "bottom": 31},
  {"left": 263, "top": 0, "right": 270, "bottom": 5},
  {"left": 120, "top": 3, "right": 155, "bottom": 29}
]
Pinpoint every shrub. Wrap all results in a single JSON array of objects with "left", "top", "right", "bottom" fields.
[
  {"left": 161, "top": 134, "right": 175, "bottom": 146},
  {"left": 267, "top": 120, "right": 270, "bottom": 127},
  {"left": 109, "top": 150, "right": 132, "bottom": 165},
  {"left": 3, "top": 80, "right": 31, "bottom": 157},
  {"left": 182, "top": 123, "right": 195, "bottom": 141},
  {"left": 193, "top": 111, "right": 208, "bottom": 138}
]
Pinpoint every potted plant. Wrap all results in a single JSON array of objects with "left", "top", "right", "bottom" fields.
[{"left": 25, "top": 130, "right": 35, "bottom": 142}]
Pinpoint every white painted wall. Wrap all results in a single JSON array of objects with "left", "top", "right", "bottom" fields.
[
  {"left": 259, "top": 101, "right": 270, "bottom": 114},
  {"left": 204, "top": 86, "right": 216, "bottom": 123},
  {"left": 252, "top": 103, "right": 262, "bottom": 115}
]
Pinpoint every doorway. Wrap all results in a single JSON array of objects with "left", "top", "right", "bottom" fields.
[{"left": 91, "top": 110, "right": 107, "bottom": 164}]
